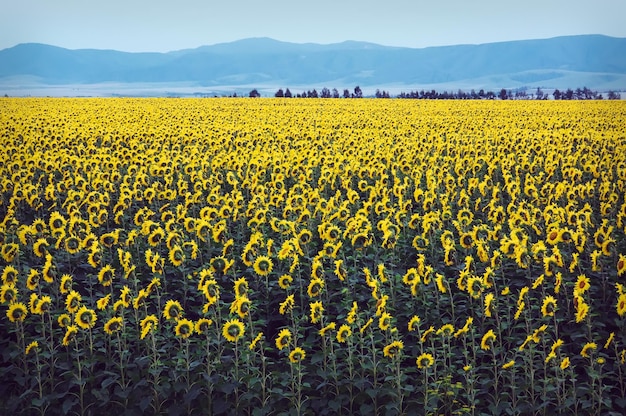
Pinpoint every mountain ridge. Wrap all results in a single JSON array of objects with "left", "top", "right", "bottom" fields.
[{"left": 1, "top": 35, "right": 625, "bottom": 95}]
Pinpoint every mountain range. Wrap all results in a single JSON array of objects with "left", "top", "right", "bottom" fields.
[{"left": 1, "top": 35, "right": 625, "bottom": 96}]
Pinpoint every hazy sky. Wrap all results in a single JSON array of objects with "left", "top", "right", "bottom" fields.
[{"left": 3, "top": 0, "right": 626, "bottom": 52}]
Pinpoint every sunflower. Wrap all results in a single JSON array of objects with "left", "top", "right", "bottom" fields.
[
  {"left": 408, "top": 315, "right": 421, "bottom": 332},
  {"left": 415, "top": 323, "right": 434, "bottom": 342},
  {"left": 550, "top": 339, "right": 564, "bottom": 356},
  {"left": 307, "top": 278, "right": 325, "bottom": 298},
  {"left": 336, "top": 324, "right": 352, "bottom": 343},
  {"left": 378, "top": 311, "right": 392, "bottom": 331},
  {"left": 545, "top": 229, "right": 562, "bottom": 245},
  {"left": 383, "top": 340, "right": 404, "bottom": 358},
  {"left": 484, "top": 293, "right": 495, "bottom": 318},
  {"left": 222, "top": 318, "right": 245, "bottom": 343},
  {"left": 416, "top": 353, "right": 434, "bottom": 369},
  {"left": 253, "top": 256, "right": 273, "bottom": 276},
  {"left": 618, "top": 254, "right": 626, "bottom": 277},
  {"left": 120, "top": 285, "right": 132, "bottom": 307},
  {"left": 574, "top": 274, "right": 590, "bottom": 296},
  {"left": 96, "top": 294, "right": 111, "bottom": 310},
  {"left": 230, "top": 296, "right": 251, "bottom": 319},
  {"left": 319, "top": 322, "right": 336, "bottom": 337},
  {"left": 402, "top": 268, "right": 419, "bottom": 286},
  {"left": 163, "top": 299, "right": 183, "bottom": 321},
  {"left": 76, "top": 306, "right": 97, "bottom": 330},
  {"left": 560, "top": 357, "right": 570, "bottom": 370},
  {"left": 616, "top": 294, "right": 626, "bottom": 316},
  {"left": 175, "top": 318, "right": 194, "bottom": 339},
  {"left": 97, "top": 265, "right": 115, "bottom": 287},
  {"left": 575, "top": 298, "right": 589, "bottom": 323},
  {"left": 502, "top": 360, "right": 515, "bottom": 369},
  {"left": 334, "top": 260, "right": 347, "bottom": 281},
  {"left": 104, "top": 317, "right": 123, "bottom": 335},
  {"left": 7, "top": 302, "right": 28, "bottom": 323},
  {"left": 580, "top": 342, "right": 597, "bottom": 358},
  {"left": 437, "top": 324, "right": 454, "bottom": 338},
  {"left": 57, "top": 313, "right": 71, "bottom": 328},
  {"left": 467, "top": 276, "right": 483, "bottom": 299},
  {"left": 275, "top": 328, "right": 292, "bottom": 350},
  {"left": 459, "top": 232, "right": 474, "bottom": 249},
  {"left": 168, "top": 245, "right": 185, "bottom": 267},
  {"left": 289, "top": 347, "right": 306, "bottom": 363},
  {"left": 99, "top": 230, "right": 119, "bottom": 249},
  {"left": 201, "top": 279, "right": 220, "bottom": 304},
  {"left": 0, "top": 243, "right": 18, "bottom": 263},
  {"left": 49, "top": 211, "right": 67, "bottom": 233},
  {"left": 249, "top": 332, "right": 264, "bottom": 350},
  {"left": 28, "top": 237, "right": 46, "bottom": 259},
  {"left": 279, "top": 294, "right": 295, "bottom": 315},
  {"left": 195, "top": 318, "right": 213, "bottom": 335},
  {"left": 42, "top": 253, "right": 55, "bottom": 283},
  {"left": 140, "top": 315, "right": 158, "bottom": 340},
  {"left": 481, "top": 329, "right": 497, "bottom": 351},
  {"left": 603, "top": 332, "right": 614, "bottom": 350},
  {"left": 351, "top": 232, "right": 370, "bottom": 250},
  {"left": 1, "top": 266, "right": 18, "bottom": 287},
  {"left": 59, "top": 274, "right": 73, "bottom": 294},
  {"left": 233, "top": 277, "right": 249, "bottom": 298},
  {"left": 278, "top": 274, "right": 293, "bottom": 290},
  {"left": 62, "top": 325, "right": 78, "bottom": 346},
  {"left": 36, "top": 295, "right": 52, "bottom": 314},
  {"left": 25, "top": 340, "right": 39, "bottom": 356},
  {"left": 0, "top": 284, "right": 18, "bottom": 304},
  {"left": 147, "top": 227, "right": 165, "bottom": 247},
  {"left": 309, "top": 301, "right": 324, "bottom": 324},
  {"left": 65, "top": 290, "right": 82, "bottom": 314}
]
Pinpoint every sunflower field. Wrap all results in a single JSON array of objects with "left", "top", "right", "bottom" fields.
[{"left": 1, "top": 97, "right": 625, "bottom": 415}]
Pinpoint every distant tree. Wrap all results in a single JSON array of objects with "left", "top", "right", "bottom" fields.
[
  {"left": 284, "top": 88, "right": 292, "bottom": 98},
  {"left": 535, "top": 87, "right": 544, "bottom": 100},
  {"left": 302, "top": 91, "right": 307, "bottom": 98},
  {"left": 478, "top": 89, "right": 485, "bottom": 99},
  {"left": 553, "top": 89, "right": 561, "bottom": 100},
  {"left": 332, "top": 88, "right": 340, "bottom": 98},
  {"left": 375, "top": 89, "right": 382, "bottom": 98},
  {"left": 275, "top": 88, "right": 284, "bottom": 98},
  {"left": 320, "top": 87, "right": 331, "bottom": 98},
  {"left": 354, "top": 86, "right": 363, "bottom": 98},
  {"left": 249, "top": 89, "right": 261, "bottom": 98},
  {"left": 564, "top": 89, "right": 574, "bottom": 100},
  {"left": 343, "top": 89, "right": 351, "bottom": 98},
  {"left": 498, "top": 89, "right": 508, "bottom": 100},
  {"left": 608, "top": 90, "right": 621, "bottom": 100},
  {"left": 310, "top": 89, "right": 318, "bottom": 98}
]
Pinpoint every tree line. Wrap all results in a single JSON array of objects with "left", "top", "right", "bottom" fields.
[{"left": 242, "top": 86, "right": 621, "bottom": 100}]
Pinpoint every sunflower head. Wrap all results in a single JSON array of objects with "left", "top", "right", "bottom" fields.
[
  {"left": 175, "top": 318, "right": 194, "bottom": 339},
  {"left": 163, "top": 299, "right": 183, "bottom": 321},
  {"left": 416, "top": 353, "right": 434, "bottom": 369},
  {"left": 289, "top": 347, "right": 306, "bottom": 363},
  {"left": 222, "top": 319, "right": 245, "bottom": 343},
  {"left": 253, "top": 256, "right": 273, "bottom": 276},
  {"left": 7, "top": 302, "right": 28, "bottom": 323},
  {"left": 195, "top": 318, "right": 213, "bottom": 335},
  {"left": 76, "top": 306, "right": 97, "bottom": 330},
  {"left": 104, "top": 317, "right": 123, "bottom": 335},
  {"left": 275, "top": 328, "right": 292, "bottom": 350}
]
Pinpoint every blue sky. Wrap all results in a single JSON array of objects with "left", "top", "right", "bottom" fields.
[{"left": 3, "top": 0, "right": 626, "bottom": 52}]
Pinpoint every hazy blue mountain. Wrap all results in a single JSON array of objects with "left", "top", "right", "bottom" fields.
[{"left": 1, "top": 35, "right": 625, "bottom": 93}]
